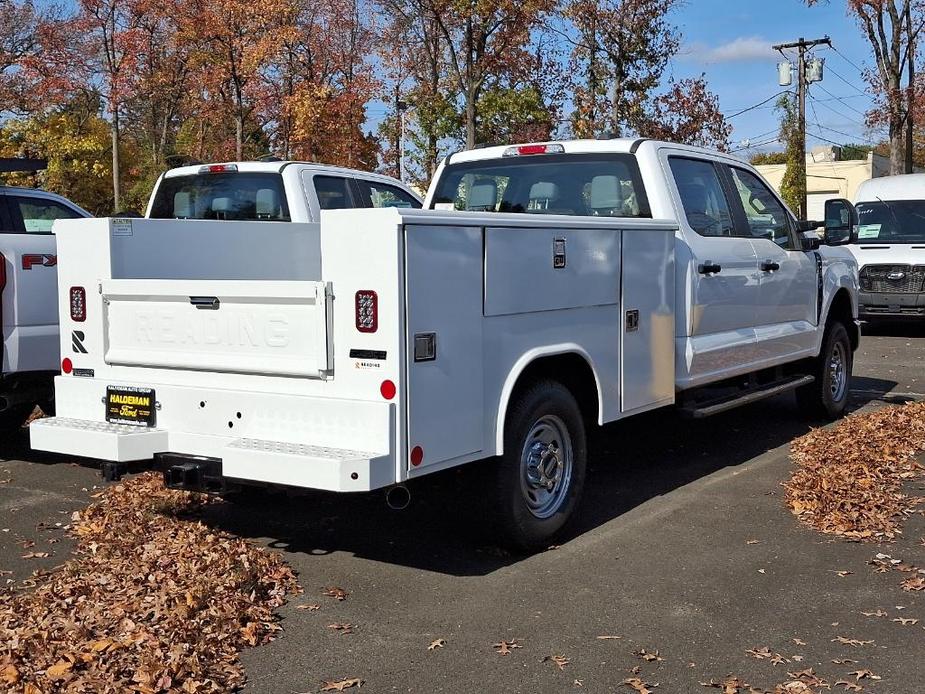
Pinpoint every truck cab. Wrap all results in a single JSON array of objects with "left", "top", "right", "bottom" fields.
[
  {"left": 146, "top": 161, "right": 422, "bottom": 222},
  {"left": 848, "top": 174, "right": 925, "bottom": 321},
  {"left": 1, "top": 180, "right": 90, "bottom": 431}
]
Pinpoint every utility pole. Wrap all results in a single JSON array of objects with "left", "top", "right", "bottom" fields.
[
  {"left": 393, "top": 85, "right": 408, "bottom": 183},
  {"left": 773, "top": 36, "right": 831, "bottom": 220}
]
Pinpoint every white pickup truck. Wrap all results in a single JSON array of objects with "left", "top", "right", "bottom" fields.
[
  {"left": 31, "top": 139, "right": 860, "bottom": 550},
  {"left": 1, "top": 159, "right": 91, "bottom": 432}
]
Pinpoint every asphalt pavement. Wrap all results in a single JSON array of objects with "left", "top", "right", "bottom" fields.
[{"left": 1, "top": 322, "right": 923, "bottom": 693}]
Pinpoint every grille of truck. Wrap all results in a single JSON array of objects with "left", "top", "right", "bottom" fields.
[{"left": 859, "top": 264, "right": 925, "bottom": 293}]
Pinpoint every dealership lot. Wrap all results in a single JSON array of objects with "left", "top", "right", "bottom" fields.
[{"left": 1, "top": 324, "right": 923, "bottom": 693}]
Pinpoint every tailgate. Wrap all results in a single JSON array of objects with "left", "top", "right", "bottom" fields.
[{"left": 102, "top": 279, "right": 332, "bottom": 378}]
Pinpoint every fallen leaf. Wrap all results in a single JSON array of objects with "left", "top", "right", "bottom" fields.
[
  {"left": 596, "top": 635, "right": 622, "bottom": 640},
  {"left": 0, "top": 663, "right": 19, "bottom": 685},
  {"left": 746, "top": 539, "right": 761, "bottom": 544},
  {"left": 622, "top": 676, "right": 657, "bottom": 693},
  {"left": 849, "top": 669, "right": 880, "bottom": 681},
  {"left": 543, "top": 654, "right": 569, "bottom": 670},
  {"left": 427, "top": 639, "right": 446, "bottom": 651},
  {"left": 832, "top": 570, "right": 853, "bottom": 577},
  {"left": 326, "top": 623, "right": 353, "bottom": 634},
  {"left": 45, "top": 660, "right": 73, "bottom": 680},
  {"left": 21, "top": 552, "right": 50, "bottom": 559},
  {"left": 892, "top": 617, "right": 918, "bottom": 625},
  {"left": 792, "top": 638, "right": 807, "bottom": 646},
  {"left": 834, "top": 681, "right": 863, "bottom": 691},
  {"left": 322, "top": 587, "right": 348, "bottom": 601},
  {"left": 493, "top": 639, "right": 522, "bottom": 656},
  {"left": 297, "top": 603, "right": 321, "bottom": 611},
  {"left": 860, "top": 610, "right": 886, "bottom": 617},
  {"left": 320, "top": 677, "right": 363, "bottom": 691},
  {"left": 832, "top": 636, "right": 874, "bottom": 647},
  {"left": 633, "top": 648, "right": 663, "bottom": 662}
]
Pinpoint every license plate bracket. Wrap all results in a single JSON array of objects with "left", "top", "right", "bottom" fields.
[{"left": 105, "top": 386, "right": 156, "bottom": 427}]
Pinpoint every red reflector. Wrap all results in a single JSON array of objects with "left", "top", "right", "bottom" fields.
[
  {"left": 410, "top": 446, "right": 424, "bottom": 467},
  {"left": 69, "top": 286, "right": 86, "bottom": 322},
  {"left": 380, "top": 380, "right": 396, "bottom": 400},
  {"left": 61, "top": 357, "right": 73, "bottom": 374},
  {"left": 518, "top": 144, "right": 549, "bottom": 155},
  {"left": 355, "top": 290, "right": 378, "bottom": 333}
]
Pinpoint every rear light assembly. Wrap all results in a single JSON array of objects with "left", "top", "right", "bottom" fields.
[
  {"left": 503, "top": 143, "right": 565, "bottom": 157},
  {"left": 355, "top": 290, "right": 378, "bottom": 332},
  {"left": 198, "top": 163, "right": 238, "bottom": 174},
  {"left": 69, "top": 286, "right": 86, "bottom": 322}
]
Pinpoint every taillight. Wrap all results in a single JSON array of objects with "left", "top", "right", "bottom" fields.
[
  {"left": 70, "top": 286, "right": 86, "bottom": 322},
  {"left": 355, "top": 290, "right": 378, "bottom": 332}
]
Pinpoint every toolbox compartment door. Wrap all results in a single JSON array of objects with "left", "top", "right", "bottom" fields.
[
  {"left": 102, "top": 279, "right": 332, "bottom": 378},
  {"left": 404, "top": 224, "right": 484, "bottom": 468}
]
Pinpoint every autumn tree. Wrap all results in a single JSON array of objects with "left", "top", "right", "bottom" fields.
[
  {"left": 0, "top": 0, "right": 38, "bottom": 114},
  {"left": 639, "top": 76, "right": 731, "bottom": 150},
  {"left": 807, "top": 0, "right": 925, "bottom": 174},
  {"left": 566, "top": 0, "right": 679, "bottom": 137}
]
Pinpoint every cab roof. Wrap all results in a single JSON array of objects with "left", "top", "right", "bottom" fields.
[
  {"left": 163, "top": 160, "right": 409, "bottom": 188},
  {"left": 445, "top": 138, "right": 743, "bottom": 164}
]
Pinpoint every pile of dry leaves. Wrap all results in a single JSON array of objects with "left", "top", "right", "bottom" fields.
[
  {"left": 785, "top": 402, "right": 925, "bottom": 540},
  {"left": 0, "top": 473, "right": 299, "bottom": 692}
]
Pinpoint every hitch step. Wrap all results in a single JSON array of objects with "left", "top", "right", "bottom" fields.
[{"left": 156, "top": 452, "right": 227, "bottom": 494}]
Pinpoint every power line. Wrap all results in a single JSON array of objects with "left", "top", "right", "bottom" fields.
[
  {"left": 830, "top": 45, "right": 867, "bottom": 76},
  {"left": 826, "top": 65, "right": 868, "bottom": 96},
  {"left": 813, "top": 83, "right": 869, "bottom": 117},
  {"left": 724, "top": 90, "right": 792, "bottom": 119}
]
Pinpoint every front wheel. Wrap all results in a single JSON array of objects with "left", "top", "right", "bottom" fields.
[
  {"left": 490, "top": 380, "right": 587, "bottom": 552},
  {"left": 796, "top": 321, "right": 853, "bottom": 420}
]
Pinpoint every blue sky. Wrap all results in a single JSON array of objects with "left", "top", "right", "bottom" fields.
[{"left": 669, "top": 0, "right": 879, "bottom": 154}]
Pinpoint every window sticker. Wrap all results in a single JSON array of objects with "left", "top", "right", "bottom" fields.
[{"left": 857, "top": 223, "right": 881, "bottom": 239}]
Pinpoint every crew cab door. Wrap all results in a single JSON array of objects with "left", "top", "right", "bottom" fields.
[
  {"left": 724, "top": 165, "right": 818, "bottom": 361},
  {"left": 665, "top": 155, "right": 759, "bottom": 384},
  {"left": 0, "top": 191, "right": 84, "bottom": 374}
]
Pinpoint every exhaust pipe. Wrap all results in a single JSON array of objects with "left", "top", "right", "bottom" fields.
[{"left": 385, "top": 484, "right": 411, "bottom": 511}]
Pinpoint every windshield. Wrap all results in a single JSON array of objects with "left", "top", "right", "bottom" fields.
[
  {"left": 149, "top": 172, "right": 291, "bottom": 221},
  {"left": 855, "top": 199, "right": 925, "bottom": 243},
  {"left": 430, "top": 153, "right": 650, "bottom": 218}
]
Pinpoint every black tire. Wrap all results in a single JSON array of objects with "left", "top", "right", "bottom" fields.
[
  {"left": 490, "top": 380, "right": 587, "bottom": 552},
  {"left": 796, "top": 321, "right": 853, "bottom": 420}
]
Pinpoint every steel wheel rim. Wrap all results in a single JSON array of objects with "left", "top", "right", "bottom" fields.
[
  {"left": 519, "top": 414, "right": 573, "bottom": 519},
  {"left": 829, "top": 341, "right": 847, "bottom": 402}
]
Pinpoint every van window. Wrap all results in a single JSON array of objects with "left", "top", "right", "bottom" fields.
[
  {"left": 149, "top": 172, "right": 290, "bottom": 221},
  {"left": 855, "top": 199, "right": 925, "bottom": 243},
  {"left": 430, "top": 153, "right": 650, "bottom": 218}
]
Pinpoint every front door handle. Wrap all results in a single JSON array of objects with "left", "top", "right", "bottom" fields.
[
  {"left": 760, "top": 260, "right": 781, "bottom": 272},
  {"left": 189, "top": 296, "right": 220, "bottom": 310},
  {"left": 697, "top": 261, "right": 722, "bottom": 275}
]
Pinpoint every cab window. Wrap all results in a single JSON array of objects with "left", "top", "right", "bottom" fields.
[
  {"left": 668, "top": 157, "right": 735, "bottom": 237},
  {"left": 358, "top": 180, "right": 421, "bottom": 209},
  {"left": 11, "top": 196, "right": 81, "bottom": 233},
  {"left": 314, "top": 176, "right": 354, "bottom": 210},
  {"left": 728, "top": 167, "right": 793, "bottom": 247}
]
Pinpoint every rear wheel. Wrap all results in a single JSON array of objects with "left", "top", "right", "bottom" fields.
[
  {"left": 796, "top": 321, "right": 852, "bottom": 420},
  {"left": 490, "top": 380, "right": 587, "bottom": 552}
]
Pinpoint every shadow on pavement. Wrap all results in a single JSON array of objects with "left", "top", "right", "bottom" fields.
[
  {"left": 861, "top": 320, "right": 925, "bottom": 339},
  {"left": 190, "top": 379, "right": 896, "bottom": 577}
]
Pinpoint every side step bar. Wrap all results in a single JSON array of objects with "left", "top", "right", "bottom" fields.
[{"left": 680, "top": 375, "right": 815, "bottom": 419}]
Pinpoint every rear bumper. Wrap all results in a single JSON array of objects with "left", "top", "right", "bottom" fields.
[
  {"left": 29, "top": 377, "right": 397, "bottom": 492},
  {"left": 858, "top": 290, "right": 925, "bottom": 319}
]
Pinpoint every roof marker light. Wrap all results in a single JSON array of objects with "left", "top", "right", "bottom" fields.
[{"left": 502, "top": 143, "right": 565, "bottom": 157}]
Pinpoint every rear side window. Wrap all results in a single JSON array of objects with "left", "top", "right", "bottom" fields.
[
  {"left": 149, "top": 172, "right": 290, "bottom": 221},
  {"left": 430, "top": 153, "right": 650, "bottom": 218},
  {"left": 11, "top": 196, "right": 81, "bottom": 233},
  {"left": 314, "top": 176, "right": 354, "bottom": 210},
  {"left": 668, "top": 158, "right": 735, "bottom": 237},
  {"left": 357, "top": 180, "right": 421, "bottom": 209}
]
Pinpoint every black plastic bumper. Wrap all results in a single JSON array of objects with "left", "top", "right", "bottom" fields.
[{"left": 859, "top": 291, "right": 925, "bottom": 319}]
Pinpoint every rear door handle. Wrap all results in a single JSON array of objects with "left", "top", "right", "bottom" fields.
[
  {"left": 189, "top": 296, "right": 220, "bottom": 310},
  {"left": 697, "top": 261, "right": 722, "bottom": 275},
  {"left": 760, "top": 260, "right": 780, "bottom": 272}
]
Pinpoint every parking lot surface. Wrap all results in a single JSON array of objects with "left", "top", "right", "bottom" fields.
[{"left": 2, "top": 323, "right": 923, "bottom": 693}]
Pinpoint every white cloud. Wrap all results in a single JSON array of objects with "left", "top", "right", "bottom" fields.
[{"left": 682, "top": 36, "right": 776, "bottom": 64}]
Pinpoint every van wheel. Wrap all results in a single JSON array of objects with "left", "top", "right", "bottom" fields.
[
  {"left": 796, "top": 321, "right": 852, "bottom": 420},
  {"left": 491, "top": 380, "right": 587, "bottom": 552}
]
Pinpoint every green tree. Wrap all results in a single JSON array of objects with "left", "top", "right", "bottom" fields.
[
  {"left": 749, "top": 151, "right": 788, "bottom": 165},
  {"left": 776, "top": 94, "right": 805, "bottom": 216}
]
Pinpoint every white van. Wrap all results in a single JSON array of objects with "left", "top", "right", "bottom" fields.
[{"left": 850, "top": 174, "right": 925, "bottom": 320}]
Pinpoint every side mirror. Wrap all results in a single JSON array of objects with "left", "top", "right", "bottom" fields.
[{"left": 821, "top": 198, "right": 857, "bottom": 245}]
